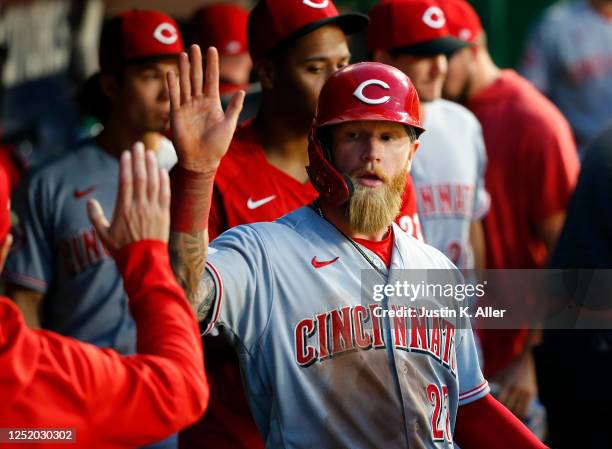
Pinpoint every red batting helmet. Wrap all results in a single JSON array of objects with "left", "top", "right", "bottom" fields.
[{"left": 307, "top": 62, "right": 424, "bottom": 206}]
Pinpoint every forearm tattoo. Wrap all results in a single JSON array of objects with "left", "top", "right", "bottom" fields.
[
  {"left": 169, "top": 230, "right": 216, "bottom": 321},
  {"left": 196, "top": 273, "right": 217, "bottom": 322}
]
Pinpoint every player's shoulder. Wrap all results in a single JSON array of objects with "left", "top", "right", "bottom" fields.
[
  {"left": 541, "top": 0, "right": 585, "bottom": 24},
  {"left": 251, "top": 206, "right": 316, "bottom": 238},
  {"left": 431, "top": 98, "right": 474, "bottom": 118},
  {"left": 393, "top": 225, "right": 457, "bottom": 270},
  {"left": 516, "top": 95, "right": 564, "bottom": 126},
  {"left": 531, "top": 0, "right": 586, "bottom": 43},
  {"left": 216, "top": 120, "right": 265, "bottom": 182},
  {"left": 211, "top": 207, "right": 315, "bottom": 246},
  {"left": 431, "top": 99, "right": 482, "bottom": 130},
  {"left": 24, "top": 140, "right": 105, "bottom": 186},
  {"left": 502, "top": 71, "right": 567, "bottom": 121}
]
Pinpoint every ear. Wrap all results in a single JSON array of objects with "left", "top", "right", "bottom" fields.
[
  {"left": 254, "top": 59, "right": 276, "bottom": 91},
  {"left": 469, "top": 44, "right": 480, "bottom": 58},
  {"left": 99, "top": 72, "right": 120, "bottom": 101},
  {"left": 373, "top": 49, "right": 393, "bottom": 65},
  {"left": 406, "top": 140, "right": 420, "bottom": 172}
]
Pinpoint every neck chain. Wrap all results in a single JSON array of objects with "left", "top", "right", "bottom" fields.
[{"left": 312, "top": 200, "right": 389, "bottom": 280}]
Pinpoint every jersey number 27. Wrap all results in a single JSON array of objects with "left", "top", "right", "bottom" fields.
[{"left": 427, "top": 383, "right": 452, "bottom": 444}]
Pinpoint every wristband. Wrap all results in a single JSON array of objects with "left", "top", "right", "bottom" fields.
[{"left": 170, "top": 165, "right": 215, "bottom": 233}]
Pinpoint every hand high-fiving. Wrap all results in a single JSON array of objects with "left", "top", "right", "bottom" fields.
[
  {"left": 88, "top": 142, "right": 170, "bottom": 253},
  {"left": 167, "top": 45, "right": 245, "bottom": 173}
]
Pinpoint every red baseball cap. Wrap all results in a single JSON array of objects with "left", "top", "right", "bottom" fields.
[
  {"left": 368, "top": 0, "right": 469, "bottom": 56},
  {"left": 438, "top": 0, "right": 483, "bottom": 43},
  {"left": 99, "top": 10, "right": 184, "bottom": 73},
  {"left": 191, "top": 4, "right": 249, "bottom": 56},
  {"left": 247, "top": 0, "right": 369, "bottom": 63}
]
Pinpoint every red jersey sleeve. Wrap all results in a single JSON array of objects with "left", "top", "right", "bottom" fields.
[
  {"left": 91, "top": 240, "right": 208, "bottom": 444},
  {"left": 0, "top": 241, "right": 208, "bottom": 448},
  {"left": 455, "top": 394, "right": 548, "bottom": 449}
]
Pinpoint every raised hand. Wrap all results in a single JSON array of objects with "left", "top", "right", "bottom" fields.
[
  {"left": 167, "top": 45, "right": 245, "bottom": 173},
  {"left": 88, "top": 142, "right": 171, "bottom": 253}
]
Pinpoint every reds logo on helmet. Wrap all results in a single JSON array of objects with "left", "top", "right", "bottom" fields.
[
  {"left": 422, "top": 6, "right": 446, "bottom": 29},
  {"left": 353, "top": 80, "right": 391, "bottom": 105},
  {"left": 153, "top": 23, "right": 179, "bottom": 45},
  {"left": 303, "top": 0, "right": 329, "bottom": 9}
]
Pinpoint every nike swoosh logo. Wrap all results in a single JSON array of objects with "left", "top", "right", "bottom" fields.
[
  {"left": 247, "top": 195, "right": 276, "bottom": 210},
  {"left": 74, "top": 186, "right": 97, "bottom": 199},
  {"left": 311, "top": 256, "right": 340, "bottom": 269}
]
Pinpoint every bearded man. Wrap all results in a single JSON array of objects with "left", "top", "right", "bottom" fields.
[{"left": 166, "top": 45, "right": 547, "bottom": 448}]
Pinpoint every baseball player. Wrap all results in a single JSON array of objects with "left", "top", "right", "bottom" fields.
[
  {"left": 369, "top": 0, "right": 489, "bottom": 270},
  {"left": 167, "top": 43, "right": 547, "bottom": 448},
  {"left": 3, "top": 10, "right": 182, "bottom": 448},
  {"left": 520, "top": 0, "right": 612, "bottom": 153},
  {"left": 190, "top": 3, "right": 252, "bottom": 98},
  {"left": 1, "top": 144, "right": 208, "bottom": 448},
  {"left": 179, "top": 2, "right": 422, "bottom": 448},
  {"left": 440, "top": 0, "right": 580, "bottom": 423},
  {"left": 545, "top": 124, "right": 612, "bottom": 449}
]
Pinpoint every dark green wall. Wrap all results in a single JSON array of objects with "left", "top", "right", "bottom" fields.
[
  {"left": 338, "top": 0, "right": 564, "bottom": 68},
  {"left": 468, "top": 0, "right": 560, "bottom": 67}
]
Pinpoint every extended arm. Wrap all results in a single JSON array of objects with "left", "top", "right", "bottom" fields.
[
  {"left": 85, "top": 145, "right": 208, "bottom": 443},
  {"left": 166, "top": 45, "right": 244, "bottom": 321},
  {"left": 455, "top": 394, "right": 547, "bottom": 449},
  {"left": 1, "top": 144, "right": 209, "bottom": 446}
]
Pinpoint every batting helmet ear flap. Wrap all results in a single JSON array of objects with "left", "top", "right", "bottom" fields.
[
  {"left": 306, "top": 127, "right": 353, "bottom": 206},
  {"left": 316, "top": 126, "right": 356, "bottom": 201}
]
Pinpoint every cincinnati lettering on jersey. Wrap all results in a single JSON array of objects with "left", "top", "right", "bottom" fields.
[
  {"left": 58, "top": 227, "right": 111, "bottom": 276},
  {"left": 417, "top": 183, "right": 474, "bottom": 219},
  {"left": 294, "top": 304, "right": 457, "bottom": 376}
]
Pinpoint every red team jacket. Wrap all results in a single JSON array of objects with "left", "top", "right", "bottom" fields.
[
  {"left": 468, "top": 70, "right": 579, "bottom": 377},
  {"left": 180, "top": 120, "right": 422, "bottom": 449},
  {"left": 0, "top": 241, "right": 208, "bottom": 448}
]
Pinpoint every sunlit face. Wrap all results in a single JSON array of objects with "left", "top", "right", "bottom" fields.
[
  {"left": 272, "top": 25, "right": 350, "bottom": 126},
  {"left": 376, "top": 52, "right": 448, "bottom": 102},
  {"left": 108, "top": 58, "right": 179, "bottom": 133},
  {"left": 329, "top": 120, "right": 420, "bottom": 234},
  {"left": 442, "top": 46, "right": 473, "bottom": 104}
]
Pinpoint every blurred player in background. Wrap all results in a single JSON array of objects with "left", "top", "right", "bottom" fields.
[
  {"left": 191, "top": 3, "right": 252, "bottom": 98},
  {"left": 545, "top": 124, "right": 612, "bottom": 448},
  {"left": 521, "top": 0, "right": 612, "bottom": 154},
  {"left": 369, "top": 0, "right": 489, "bottom": 270},
  {"left": 3, "top": 10, "right": 182, "bottom": 449},
  {"left": 440, "top": 0, "right": 580, "bottom": 433}
]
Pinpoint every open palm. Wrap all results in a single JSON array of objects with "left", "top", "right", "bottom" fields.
[{"left": 167, "top": 45, "right": 245, "bottom": 173}]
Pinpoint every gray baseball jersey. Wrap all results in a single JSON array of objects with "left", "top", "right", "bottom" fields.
[
  {"left": 3, "top": 138, "right": 176, "bottom": 354},
  {"left": 204, "top": 206, "right": 489, "bottom": 449},
  {"left": 520, "top": 0, "right": 612, "bottom": 150},
  {"left": 408, "top": 99, "right": 489, "bottom": 269}
]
